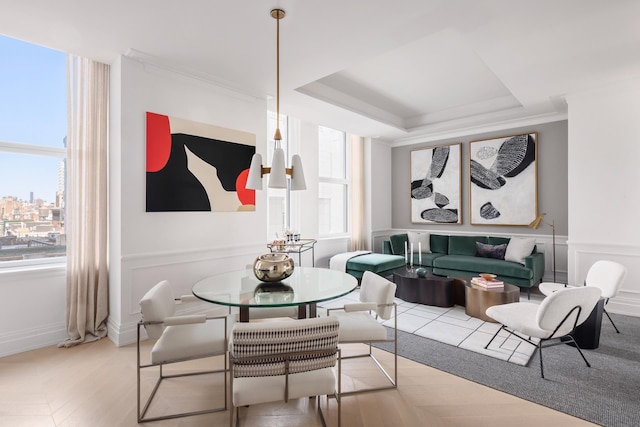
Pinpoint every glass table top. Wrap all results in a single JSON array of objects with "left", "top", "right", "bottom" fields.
[{"left": 192, "top": 266, "right": 358, "bottom": 308}]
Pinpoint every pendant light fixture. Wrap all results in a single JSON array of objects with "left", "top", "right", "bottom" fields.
[{"left": 246, "top": 8, "right": 306, "bottom": 191}]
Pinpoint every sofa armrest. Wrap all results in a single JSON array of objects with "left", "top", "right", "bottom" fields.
[
  {"left": 383, "top": 240, "right": 393, "bottom": 254},
  {"left": 525, "top": 251, "right": 545, "bottom": 283}
]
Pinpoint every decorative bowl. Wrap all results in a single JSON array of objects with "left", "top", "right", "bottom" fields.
[
  {"left": 480, "top": 273, "right": 497, "bottom": 281},
  {"left": 416, "top": 267, "right": 428, "bottom": 278},
  {"left": 253, "top": 253, "right": 294, "bottom": 282}
]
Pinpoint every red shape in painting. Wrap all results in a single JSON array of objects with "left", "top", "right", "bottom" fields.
[
  {"left": 146, "top": 112, "right": 172, "bottom": 172},
  {"left": 236, "top": 169, "right": 255, "bottom": 205}
]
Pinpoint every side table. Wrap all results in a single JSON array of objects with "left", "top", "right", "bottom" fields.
[
  {"left": 267, "top": 239, "right": 317, "bottom": 267},
  {"left": 454, "top": 277, "right": 520, "bottom": 323}
]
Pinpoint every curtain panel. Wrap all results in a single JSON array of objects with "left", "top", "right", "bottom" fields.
[
  {"left": 59, "top": 55, "right": 109, "bottom": 347},
  {"left": 349, "top": 135, "right": 366, "bottom": 251}
]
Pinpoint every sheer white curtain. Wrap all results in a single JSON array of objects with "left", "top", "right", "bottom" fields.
[
  {"left": 58, "top": 55, "right": 109, "bottom": 347},
  {"left": 349, "top": 135, "right": 366, "bottom": 251}
]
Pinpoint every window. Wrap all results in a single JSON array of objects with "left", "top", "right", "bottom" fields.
[
  {"left": 266, "top": 110, "right": 290, "bottom": 240},
  {"left": 318, "top": 126, "right": 348, "bottom": 236},
  {"left": 0, "top": 35, "right": 66, "bottom": 265}
]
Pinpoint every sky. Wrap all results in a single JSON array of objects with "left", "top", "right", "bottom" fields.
[{"left": 0, "top": 35, "right": 66, "bottom": 203}]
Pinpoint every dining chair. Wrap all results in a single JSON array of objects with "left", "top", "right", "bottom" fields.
[
  {"left": 326, "top": 270, "right": 397, "bottom": 395},
  {"left": 229, "top": 316, "right": 341, "bottom": 427},
  {"left": 485, "top": 286, "right": 602, "bottom": 378},
  {"left": 137, "top": 280, "right": 234, "bottom": 422},
  {"left": 539, "top": 260, "right": 627, "bottom": 333}
]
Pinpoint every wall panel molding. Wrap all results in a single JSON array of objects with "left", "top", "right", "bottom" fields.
[{"left": 569, "top": 242, "right": 640, "bottom": 317}]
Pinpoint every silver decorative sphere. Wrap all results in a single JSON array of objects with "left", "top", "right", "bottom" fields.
[
  {"left": 253, "top": 253, "right": 294, "bottom": 282},
  {"left": 416, "top": 267, "right": 428, "bottom": 278}
]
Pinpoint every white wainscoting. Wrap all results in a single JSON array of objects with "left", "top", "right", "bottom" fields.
[
  {"left": 110, "top": 237, "right": 351, "bottom": 347},
  {"left": 569, "top": 241, "right": 640, "bottom": 317},
  {"left": 0, "top": 265, "right": 67, "bottom": 357},
  {"left": 110, "top": 241, "right": 265, "bottom": 347}
]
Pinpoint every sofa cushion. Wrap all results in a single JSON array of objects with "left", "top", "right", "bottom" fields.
[
  {"left": 417, "top": 252, "right": 446, "bottom": 268},
  {"left": 429, "top": 234, "right": 449, "bottom": 254},
  {"left": 433, "top": 255, "right": 533, "bottom": 280},
  {"left": 505, "top": 237, "right": 536, "bottom": 265},
  {"left": 475, "top": 242, "right": 507, "bottom": 259},
  {"left": 389, "top": 234, "right": 408, "bottom": 256},
  {"left": 408, "top": 231, "right": 430, "bottom": 253},
  {"left": 448, "top": 236, "right": 488, "bottom": 256},
  {"left": 346, "top": 253, "right": 405, "bottom": 273}
]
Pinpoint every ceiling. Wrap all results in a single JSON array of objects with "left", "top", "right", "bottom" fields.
[{"left": 2, "top": 0, "right": 640, "bottom": 143}]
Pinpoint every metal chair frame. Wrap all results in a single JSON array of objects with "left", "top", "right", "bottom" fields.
[
  {"left": 327, "top": 301, "right": 397, "bottom": 396},
  {"left": 136, "top": 314, "right": 229, "bottom": 423},
  {"left": 485, "top": 305, "right": 590, "bottom": 378}
]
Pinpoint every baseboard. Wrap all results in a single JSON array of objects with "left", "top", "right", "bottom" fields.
[{"left": 0, "top": 323, "right": 67, "bottom": 358}]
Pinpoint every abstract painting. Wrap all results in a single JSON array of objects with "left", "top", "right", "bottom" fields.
[
  {"left": 411, "top": 142, "right": 461, "bottom": 224},
  {"left": 146, "top": 112, "right": 256, "bottom": 212},
  {"left": 469, "top": 132, "right": 538, "bottom": 225}
]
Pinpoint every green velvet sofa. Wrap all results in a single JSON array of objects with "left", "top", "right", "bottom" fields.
[{"left": 383, "top": 233, "right": 544, "bottom": 296}]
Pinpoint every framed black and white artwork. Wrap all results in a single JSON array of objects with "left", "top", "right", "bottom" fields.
[
  {"left": 410, "top": 142, "right": 461, "bottom": 224},
  {"left": 469, "top": 132, "right": 538, "bottom": 225}
]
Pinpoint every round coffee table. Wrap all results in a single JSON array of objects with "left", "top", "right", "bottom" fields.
[
  {"left": 463, "top": 279, "right": 520, "bottom": 322},
  {"left": 392, "top": 268, "right": 455, "bottom": 307}
]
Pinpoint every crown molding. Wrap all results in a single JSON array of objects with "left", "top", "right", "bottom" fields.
[{"left": 124, "top": 49, "right": 265, "bottom": 103}]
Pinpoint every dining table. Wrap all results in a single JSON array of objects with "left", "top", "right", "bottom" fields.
[{"left": 192, "top": 266, "right": 358, "bottom": 322}]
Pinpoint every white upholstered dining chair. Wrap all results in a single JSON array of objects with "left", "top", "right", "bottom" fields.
[
  {"left": 229, "top": 316, "right": 341, "bottom": 427},
  {"left": 539, "top": 260, "right": 627, "bottom": 333},
  {"left": 485, "top": 286, "right": 602, "bottom": 378},
  {"left": 326, "top": 270, "right": 397, "bottom": 395},
  {"left": 137, "top": 280, "right": 234, "bottom": 422}
]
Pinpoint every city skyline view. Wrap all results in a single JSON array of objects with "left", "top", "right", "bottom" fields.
[{"left": 0, "top": 34, "right": 66, "bottom": 204}]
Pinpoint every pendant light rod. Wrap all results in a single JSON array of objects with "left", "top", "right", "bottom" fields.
[
  {"left": 245, "top": 8, "right": 306, "bottom": 191},
  {"left": 271, "top": 8, "right": 284, "bottom": 143}
]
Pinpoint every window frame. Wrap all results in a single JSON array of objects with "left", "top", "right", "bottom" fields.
[
  {"left": 0, "top": 140, "right": 67, "bottom": 269},
  {"left": 318, "top": 126, "right": 349, "bottom": 238}
]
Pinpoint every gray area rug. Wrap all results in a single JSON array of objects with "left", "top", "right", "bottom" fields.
[{"left": 374, "top": 312, "right": 640, "bottom": 427}]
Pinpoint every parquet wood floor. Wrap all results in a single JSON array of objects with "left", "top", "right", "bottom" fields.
[{"left": 0, "top": 338, "right": 596, "bottom": 426}]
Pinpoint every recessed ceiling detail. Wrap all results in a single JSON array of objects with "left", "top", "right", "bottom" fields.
[{"left": 297, "top": 29, "right": 522, "bottom": 132}]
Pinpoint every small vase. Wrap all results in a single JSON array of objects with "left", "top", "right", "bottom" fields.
[{"left": 253, "top": 253, "right": 294, "bottom": 282}]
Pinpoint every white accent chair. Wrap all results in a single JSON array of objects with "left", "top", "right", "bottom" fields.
[
  {"left": 137, "top": 280, "right": 234, "bottom": 422},
  {"left": 485, "top": 286, "right": 602, "bottom": 378},
  {"left": 539, "top": 260, "right": 627, "bottom": 333},
  {"left": 327, "top": 270, "right": 397, "bottom": 395},
  {"left": 229, "top": 316, "right": 341, "bottom": 427}
]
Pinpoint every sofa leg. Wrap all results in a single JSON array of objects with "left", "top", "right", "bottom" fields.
[{"left": 527, "top": 288, "right": 531, "bottom": 300}]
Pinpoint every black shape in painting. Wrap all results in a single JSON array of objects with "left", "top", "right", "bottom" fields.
[{"left": 480, "top": 202, "right": 501, "bottom": 220}]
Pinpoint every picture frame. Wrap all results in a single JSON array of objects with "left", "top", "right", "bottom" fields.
[
  {"left": 146, "top": 112, "right": 256, "bottom": 212},
  {"left": 469, "top": 132, "right": 538, "bottom": 225},
  {"left": 410, "top": 142, "right": 461, "bottom": 224}
]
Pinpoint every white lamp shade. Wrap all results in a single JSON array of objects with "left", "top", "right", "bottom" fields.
[
  {"left": 268, "top": 147, "right": 287, "bottom": 189},
  {"left": 290, "top": 154, "right": 306, "bottom": 191},
  {"left": 246, "top": 153, "right": 263, "bottom": 190}
]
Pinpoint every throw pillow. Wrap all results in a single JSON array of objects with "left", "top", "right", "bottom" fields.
[
  {"left": 408, "top": 231, "right": 431, "bottom": 253},
  {"left": 504, "top": 237, "right": 536, "bottom": 265},
  {"left": 389, "top": 234, "right": 409, "bottom": 255},
  {"left": 475, "top": 242, "right": 507, "bottom": 260}
]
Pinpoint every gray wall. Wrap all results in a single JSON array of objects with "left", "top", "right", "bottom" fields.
[{"left": 391, "top": 120, "right": 568, "bottom": 236}]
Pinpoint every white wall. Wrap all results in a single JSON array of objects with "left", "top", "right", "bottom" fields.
[
  {"left": 367, "top": 138, "right": 393, "bottom": 251},
  {"left": 0, "top": 265, "right": 67, "bottom": 357},
  {"left": 1, "top": 55, "right": 355, "bottom": 356},
  {"left": 566, "top": 77, "right": 640, "bottom": 317},
  {"left": 108, "top": 56, "right": 270, "bottom": 346}
]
